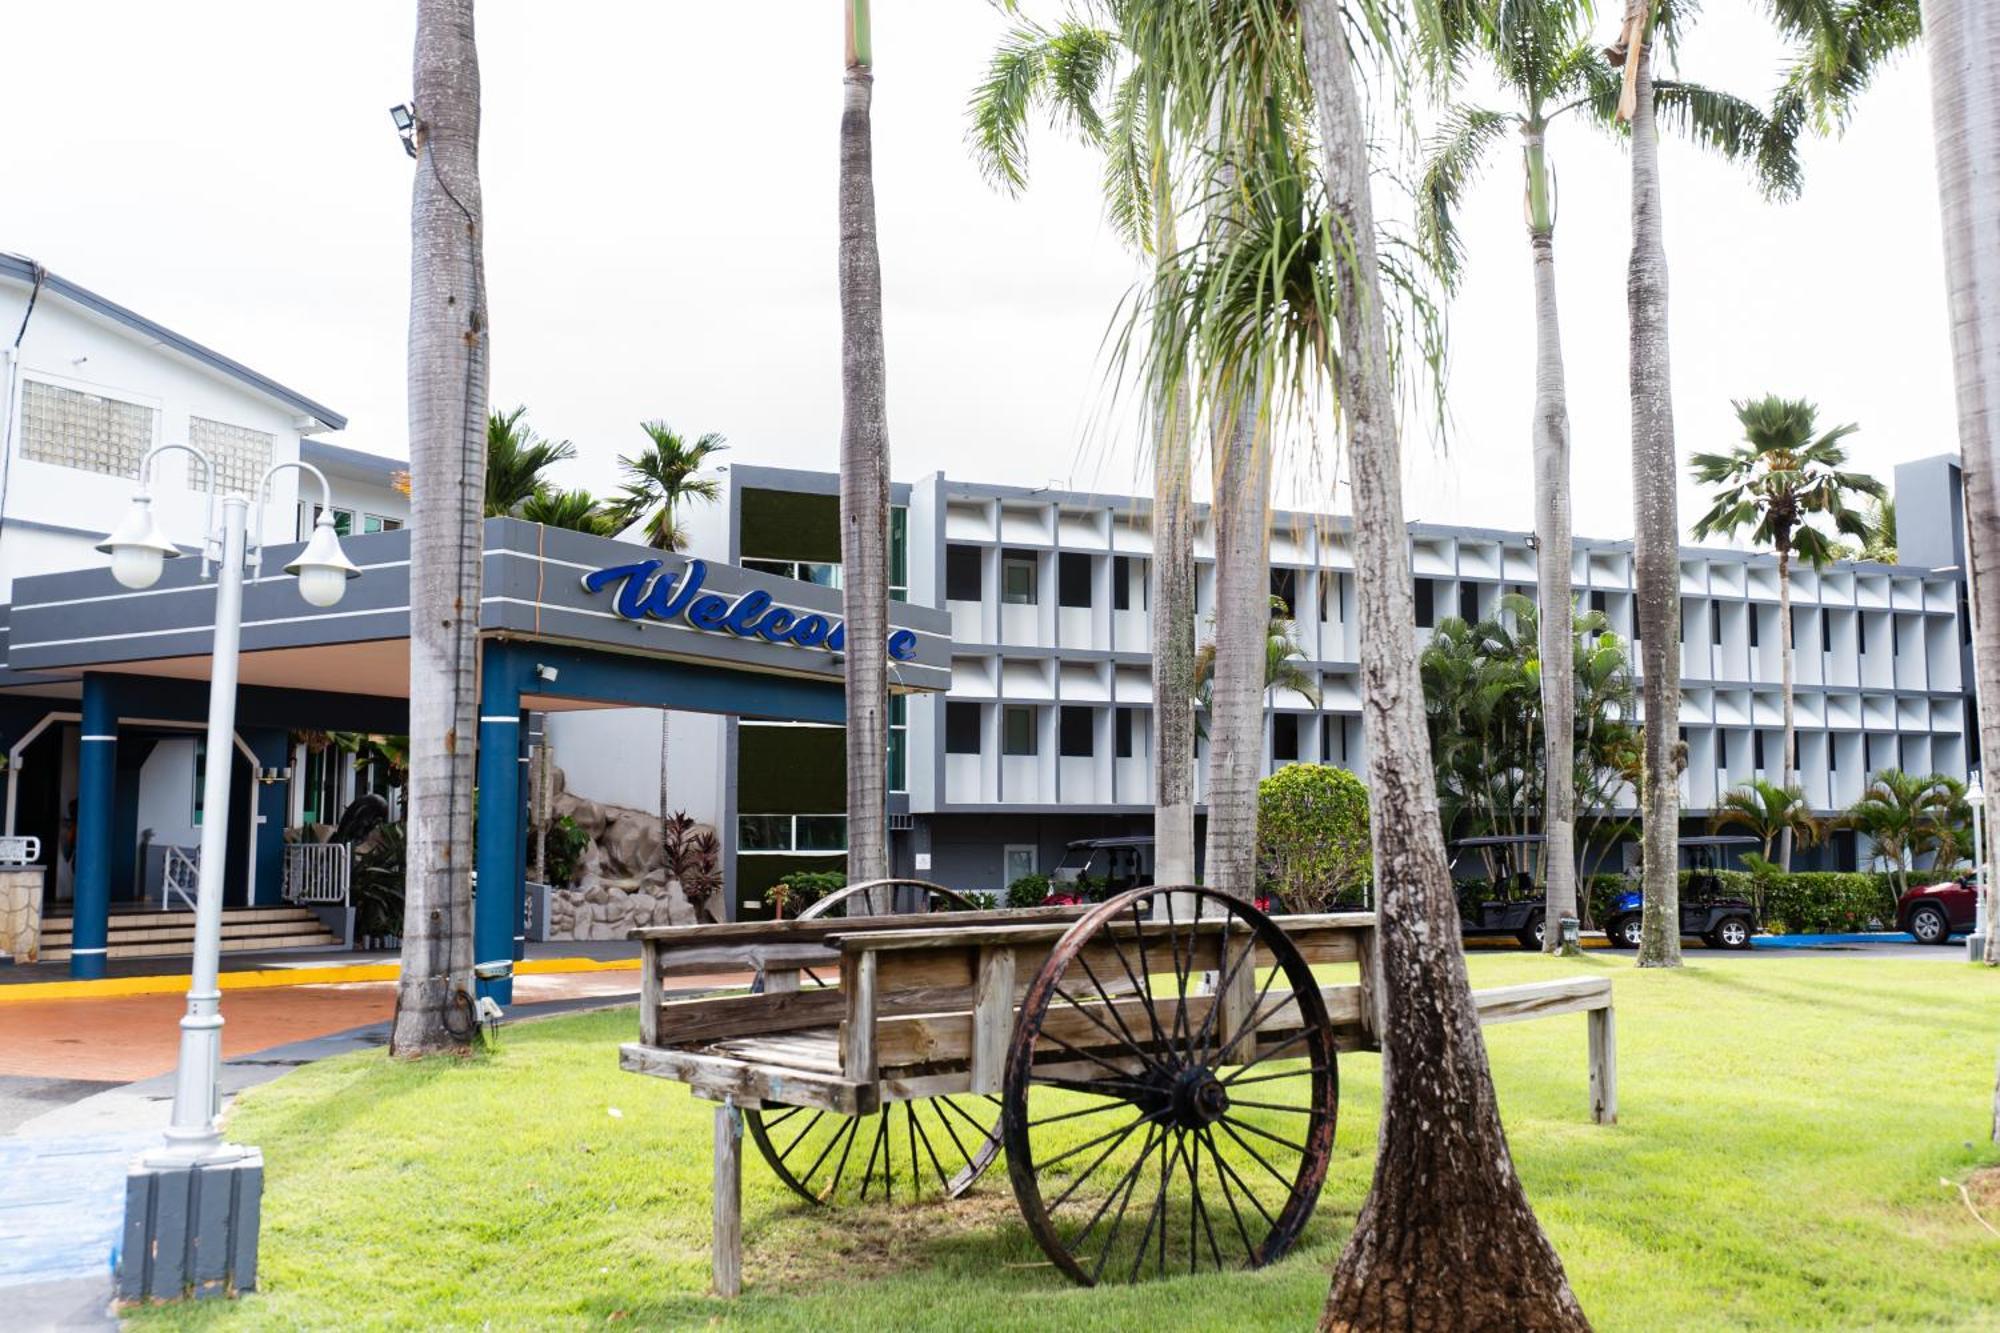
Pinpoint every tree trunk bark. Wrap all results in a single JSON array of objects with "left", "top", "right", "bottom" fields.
[
  {"left": 393, "top": 0, "right": 486, "bottom": 1056},
  {"left": 839, "top": 22, "right": 891, "bottom": 910},
  {"left": 1152, "top": 373, "right": 1197, "bottom": 888},
  {"left": 1527, "top": 129, "right": 1578, "bottom": 955},
  {"left": 1203, "top": 372, "right": 1269, "bottom": 901},
  {"left": 1299, "top": 4, "right": 1587, "bottom": 1326},
  {"left": 1777, "top": 544, "right": 1795, "bottom": 870},
  {"left": 1921, "top": 0, "right": 2000, "bottom": 986},
  {"left": 1626, "top": 27, "right": 1684, "bottom": 970}
]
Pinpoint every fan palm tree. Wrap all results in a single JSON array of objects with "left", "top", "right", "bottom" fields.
[
  {"left": 1691, "top": 396, "right": 1883, "bottom": 869},
  {"left": 483, "top": 406, "right": 576, "bottom": 518},
  {"left": 395, "top": 0, "right": 487, "bottom": 1056},
  {"left": 966, "top": 6, "right": 1200, "bottom": 888},
  {"left": 1710, "top": 779, "right": 1822, "bottom": 864},
  {"left": 605, "top": 423, "right": 727, "bottom": 551},
  {"left": 839, "top": 0, "right": 893, "bottom": 902},
  {"left": 1610, "top": 0, "right": 1805, "bottom": 967}
]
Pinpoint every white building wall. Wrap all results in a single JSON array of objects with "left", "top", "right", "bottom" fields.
[{"left": 543, "top": 707, "right": 724, "bottom": 831}]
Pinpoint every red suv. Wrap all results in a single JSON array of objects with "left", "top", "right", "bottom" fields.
[{"left": 1897, "top": 874, "right": 1982, "bottom": 945}]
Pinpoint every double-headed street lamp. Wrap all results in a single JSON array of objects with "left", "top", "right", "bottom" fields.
[{"left": 99, "top": 444, "right": 358, "bottom": 1167}]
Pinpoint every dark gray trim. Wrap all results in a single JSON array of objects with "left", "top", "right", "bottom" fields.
[
  {"left": 300, "top": 439, "right": 406, "bottom": 486},
  {"left": 1, "top": 254, "right": 346, "bottom": 431}
]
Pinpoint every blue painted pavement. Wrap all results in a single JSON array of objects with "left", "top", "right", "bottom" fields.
[
  {"left": 1755, "top": 931, "right": 1911, "bottom": 949},
  {"left": 0, "top": 1132, "right": 150, "bottom": 1287}
]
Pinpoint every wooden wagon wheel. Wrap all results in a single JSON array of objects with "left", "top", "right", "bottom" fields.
[
  {"left": 1002, "top": 886, "right": 1338, "bottom": 1285},
  {"left": 743, "top": 878, "right": 1003, "bottom": 1205}
]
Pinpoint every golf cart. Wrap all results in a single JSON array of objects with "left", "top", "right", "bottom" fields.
[
  {"left": 1447, "top": 835, "right": 1554, "bottom": 950},
  {"left": 1044, "top": 835, "right": 1155, "bottom": 904},
  {"left": 1601, "top": 834, "right": 1761, "bottom": 950}
]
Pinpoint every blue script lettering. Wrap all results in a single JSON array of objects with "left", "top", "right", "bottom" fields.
[{"left": 581, "top": 559, "right": 919, "bottom": 661}]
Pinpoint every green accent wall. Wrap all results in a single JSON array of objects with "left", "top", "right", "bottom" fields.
[
  {"left": 738, "top": 724, "right": 846, "bottom": 814},
  {"left": 741, "top": 489, "right": 840, "bottom": 563}
]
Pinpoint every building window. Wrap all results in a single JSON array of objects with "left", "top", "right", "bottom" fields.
[
  {"left": 1002, "top": 550, "right": 1038, "bottom": 605},
  {"left": 1712, "top": 604, "right": 1723, "bottom": 645},
  {"left": 1829, "top": 737, "right": 1838, "bottom": 771},
  {"left": 1892, "top": 619, "right": 1901, "bottom": 656},
  {"left": 1822, "top": 614, "right": 1833, "bottom": 652},
  {"left": 887, "top": 694, "right": 907, "bottom": 793},
  {"left": 1113, "top": 555, "right": 1134, "bottom": 611},
  {"left": 1458, "top": 582, "right": 1479, "bottom": 623},
  {"left": 1115, "top": 707, "right": 1133, "bottom": 758},
  {"left": 946, "top": 545, "right": 982, "bottom": 601},
  {"left": 1750, "top": 611, "right": 1760, "bottom": 648},
  {"left": 1753, "top": 732, "right": 1766, "bottom": 770},
  {"left": 742, "top": 557, "right": 841, "bottom": 588},
  {"left": 1590, "top": 589, "right": 1607, "bottom": 614},
  {"left": 795, "top": 815, "right": 847, "bottom": 852},
  {"left": 1059, "top": 706, "right": 1094, "bottom": 757},
  {"left": 1003, "top": 705, "right": 1037, "bottom": 756},
  {"left": 189, "top": 416, "right": 274, "bottom": 498},
  {"left": 192, "top": 739, "right": 208, "bottom": 826},
  {"left": 1270, "top": 568, "right": 1297, "bottom": 616},
  {"left": 1273, "top": 713, "right": 1300, "bottom": 762},
  {"left": 363, "top": 513, "right": 403, "bottom": 534},
  {"left": 1414, "top": 578, "right": 1435, "bottom": 628},
  {"left": 19, "top": 379, "right": 154, "bottom": 478},
  {"left": 737, "top": 814, "right": 847, "bottom": 853},
  {"left": 890, "top": 507, "right": 908, "bottom": 602},
  {"left": 313, "top": 505, "right": 356, "bottom": 537},
  {"left": 1857, "top": 616, "right": 1868, "bottom": 654},
  {"left": 1323, "top": 714, "right": 1349, "bottom": 763},
  {"left": 1058, "top": 552, "right": 1092, "bottom": 608},
  {"left": 1004, "top": 845, "right": 1037, "bottom": 887},
  {"left": 737, "top": 814, "right": 792, "bottom": 851},
  {"left": 945, "top": 701, "right": 981, "bottom": 754}
]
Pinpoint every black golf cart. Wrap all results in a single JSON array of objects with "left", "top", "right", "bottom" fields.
[
  {"left": 1601, "top": 834, "right": 1761, "bottom": 950},
  {"left": 1447, "top": 834, "right": 1554, "bottom": 950}
]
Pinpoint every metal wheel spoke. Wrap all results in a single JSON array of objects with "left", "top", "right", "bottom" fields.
[
  {"left": 1126, "top": 1118, "right": 1176, "bottom": 1283},
  {"left": 1222, "top": 1059, "right": 1326, "bottom": 1090},
  {"left": 1034, "top": 1027, "right": 1164, "bottom": 1085},
  {"left": 1046, "top": 1110, "right": 1152, "bottom": 1213},
  {"left": 860, "top": 1109, "right": 889, "bottom": 1202},
  {"left": 1218, "top": 1113, "right": 1310, "bottom": 1157},
  {"left": 910, "top": 1101, "right": 952, "bottom": 1194},
  {"left": 1028, "top": 1096, "right": 1141, "bottom": 1130},
  {"left": 1209, "top": 971, "right": 1293, "bottom": 1069},
  {"left": 1180, "top": 1130, "right": 1222, "bottom": 1273},
  {"left": 822, "top": 1115, "right": 862, "bottom": 1200},
  {"left": 1215, "top": 1116, "right": 1299, "bottom": 1195},
  {"left": 1188, "top": 922, "right": 1257, "bottom": 1067},
  {"left": 798, "top": 1114, "right": 857, "bottom": 1194},
  {"left": 1224, "top": 1097, "right": 1315, "bottom": 1116},
  {"left": 760, "top": 1106, "right": 805, "bottom": 1129},
  {"left": 1082, "top": 1122, "right": 1164, "bottom": 1284},
  {"left": 1199, "top": 1124, "right": 1278, "bottom": 1230},
  {"left": 1076, "top": 953, "right": 1161, "bottom": 1070},
  {"left": 937, "top": 1091, "right": 1002, "bottom": 1141},
  {"left": 1118, "top": 902, "right": 1171, "bottom": 1053},
  {"left": 930, "top": 1096, "right": 977, "bottom": 1168},
  {"left": 1160, "top": 890, "right": 1194, "bottom": 1065},
  {"left": 778, "top": 1109, "right": 826, "bottom": 1162},
  {"left": 1031, "top": 1071, "right": 1151, "bottom": 1098},
  {"left": 1040, "top": 1105, "right": 1169, "bottom": 1172},
  {"left": 1053, "top": 983, "right": 1167, "bottom": 1073}
]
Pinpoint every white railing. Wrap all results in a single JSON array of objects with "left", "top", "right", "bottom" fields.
[
  {"left": 162, "top": 846, "right": 199, "bottom": 912},
  {"left": 284, "top": 842, "right": 351, "bottom": 905}
]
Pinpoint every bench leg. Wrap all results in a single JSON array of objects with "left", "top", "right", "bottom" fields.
[
  {"left": 713, "top": 1102, "right": 742, "bottom": 1297},
  {"left": 1588, "top": 1006, "right": 1617, "bottom": 1126}
]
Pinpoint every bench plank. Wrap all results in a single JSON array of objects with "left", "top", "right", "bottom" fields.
[{"left": 618, "top": 1042, "right": 876, "bottom": 1114}]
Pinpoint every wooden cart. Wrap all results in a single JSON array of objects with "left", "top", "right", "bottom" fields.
[{"left": 621, "top": 883, "right": 1615, "bottom": 1295}]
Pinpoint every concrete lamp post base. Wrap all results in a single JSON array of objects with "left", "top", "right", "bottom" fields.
[{"left": 116, "top": 1148, "right": 264, "bottom": 1303}]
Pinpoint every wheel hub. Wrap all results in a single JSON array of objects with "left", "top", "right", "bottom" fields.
[{"left": 1171, "top": 1066, "right": 1230, "bottom": 1129}]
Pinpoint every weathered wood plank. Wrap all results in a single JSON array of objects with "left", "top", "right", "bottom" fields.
[
  {"left": 618, "top": 1042, "right": 875, "bottom": 1114},
  {"left": 655, "top": 983, "right": 1000, "bottom": 1047},
  {"left": 842, "top": 950, "right": 878, "bottom": 1081},
  {"left": 655, "top": 941, "right": 838, "bottom": 979},
  {"left": 825, "top": 910, "right": 1375, "bottom": 956},
  {"left": 1470, "top": 976, "right": 1612, "bottom": 1025},
  {"left": 712, "top": 1103, "right": 742, "bottom": 1298},
  {"left": 763, "top": 968, "right": 800, "bottom": 994},
  {"left": 1588, "top": 1005, "right": 1618, "bottom": 1125},
  {"left": 633, "top": 903, "right": 1088, "bottom": 945},
  {"left": 969, "top": 946, "right": 1015, "bottom": 1095},
  {"left": 639, "top": 940, "right": 663, "bottom": 1046}
]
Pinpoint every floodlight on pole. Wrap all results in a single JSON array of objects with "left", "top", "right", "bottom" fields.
[{"left": 390, "top": 102, "right": 418, "bottom": 158}]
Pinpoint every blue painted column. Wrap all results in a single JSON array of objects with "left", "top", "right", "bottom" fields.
[
  {"left": 72, "top": 675, "right": 117, "bottom": 979},
  {"left": 513, "top": 713, "right": 532, "bottom": 962},
  {"left": 474, "top": 647, "right": 522, "bottom": 1003},
  {"left": 247, "top": 729, "right": 291, "bottom": 906}
]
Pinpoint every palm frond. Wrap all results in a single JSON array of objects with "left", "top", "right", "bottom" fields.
[{"left": 1416, "top": 105, "right": 1513, "bottom": 287}]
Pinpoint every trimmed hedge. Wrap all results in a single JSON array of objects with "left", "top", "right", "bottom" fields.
[{"left": 1582, "top": 871, "right": 1900, "bottom": 935}]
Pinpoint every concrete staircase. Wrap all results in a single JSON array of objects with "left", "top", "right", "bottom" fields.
[{"left": 37, "top": 905, "right": 343, "bottom": 962}]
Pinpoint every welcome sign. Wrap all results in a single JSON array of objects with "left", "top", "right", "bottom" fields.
[{"left": 582, "top": 558, "right": 919, "bottom": 661}]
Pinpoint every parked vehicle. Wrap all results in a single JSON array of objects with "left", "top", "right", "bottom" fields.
[
  {"left": 1897, "top": 873, "right": 1981, "bottom": 945},
  {"left": 1045, "top": 836, "right": 1154, "bottom": 904},
  {"left": 1447, "top": 835, "right": 1552, "bottom": 950},
  {"left": 1602, "top": 835, "right": 1760, "bottom": 950}
]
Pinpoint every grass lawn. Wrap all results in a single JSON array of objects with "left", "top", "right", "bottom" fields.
[{"left": 128, "top": 953, "right": 2000, "bottom": 1330}]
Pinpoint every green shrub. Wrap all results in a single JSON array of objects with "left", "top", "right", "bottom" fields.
[
  {"left": 1583, "top": 870, "right": 1900, "bottom": 934},
  {"left": 352, "top": 822, "right": 407, "bottom": 942},
  {"left": 1257, "top": 764, "right": 1371, "bottom": 913},
  {"left": 542, "top": 815, "right": 589, "bottom": 888},
  {"left": 1007, "top": 872, "right": 1052, "bottom": 907},
  {"left": 771, "top": 870, "right": 846, "bottom": 915}
]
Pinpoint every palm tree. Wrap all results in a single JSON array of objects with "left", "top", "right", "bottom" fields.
[
  {"left": 394, "top": 0, "right": 487, "bottom": 1056},
  {"left": 839, "top": 0, "right": 892, "bottom": 902},
  {"left": 1859, "top": 496, "right": 1897, "bottom": 563},
  {"left": 518, "top": 486, "right": 613, "bottom": 536},
  {"left": 1610, "top": 0, "right": 1804, "bottom": 967},
  {"left": 605, "top": 423, "right": 727, "bottom": 551},
  {"left": 966, "top": 7, "right": 1200, "bottom": 889},
  {"left": 1691, "top": 395, "right": 1883, "bottom": 869},
  {"left": 1711, "top": 779, "right": 1822, "bottom": 864},
  {"left": 1844, "top": 769, "right": 1952, "bottom": 896},
  {"left": 1194, "top": 595, "right": 1322, "bottom": 736},
  {"left": 484, "top": 406, "right": 576, "bottom": 517}
]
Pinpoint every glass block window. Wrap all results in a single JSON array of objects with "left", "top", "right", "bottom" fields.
[
  {"left": 19, "top": 379, "right": 154, "bottom": 478},
  {"left": 189, "top": 416, "right": 274, "bottom": 496}
]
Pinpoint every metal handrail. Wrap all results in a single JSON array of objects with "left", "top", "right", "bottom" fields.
[{"left": 161, "top": 846, "right": 199, "bottom": 912}]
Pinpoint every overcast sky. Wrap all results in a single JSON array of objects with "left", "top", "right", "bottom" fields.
[{"left": 0, "top": 3, "right": 1951, "bottom": 546}]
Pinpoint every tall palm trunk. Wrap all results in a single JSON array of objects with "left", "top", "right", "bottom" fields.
[
  {"left": 1152, "top": 376, "right": 1197, "bottom": 886},
  {"left": 393, "top": 0, "right": 487, "bottom": 1055},
  {"left": 839, "top": 1, "right": 891, "bottom": 910},
  {"left": 1921, "top": 7, "right": 2000, "bottom": 1142},
  {"left": 1299, "top": 3, "right": 1586, "bottom": 1324},
  {"left": 1203, "top": 371, "right": 1269, "bottom": 900},
  {"left": 1777, "top": 542, "right": 1796, "bottom": 869},
  {"left": 1526, "top": 124, "right": 1578, "bottom": 954},
  {"left": 1625, "top": 15, "right": 1684, "bottom": 970}
]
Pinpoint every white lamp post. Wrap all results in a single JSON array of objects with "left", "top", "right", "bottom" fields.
[
  {"left": 1969, "top": 772, "right": 1987, "bottom": 962},
  {"left": 99, "top": 447, "right": 357, "bottom": 1165}
]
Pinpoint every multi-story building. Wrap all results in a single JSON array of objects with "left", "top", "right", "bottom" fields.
[{"left": 550, "top": 458, "right": 1977, "bottom": 914}]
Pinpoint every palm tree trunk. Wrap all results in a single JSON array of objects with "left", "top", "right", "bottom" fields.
[
  {"left": 1626, "top": 24, "right": 1684, "bottom": 970},
  {"left": 1203, "top": 373, "right": 1269, "bottom": 901},
  {"left": 1298, "top": 4, "right": 1586, "bottom": 1325},
  {"left": 1152, "top": 188, "right": 1197, "bottom": 889},
  {"left": 393, "top": 0, "right": 486, "bottom": 1055},
  {"left": 1920, "top": 0, "right": 2000, "bottom": 992},
  {"left": 1527, "top": 126, "right": 1578, "bottom": 955},
  {"left": 1777, "top": 543, "right": 1796, "bottom": 870}
]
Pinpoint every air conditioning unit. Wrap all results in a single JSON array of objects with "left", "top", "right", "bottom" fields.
[{"left": 888, "top": 813, "right": 914, "bottom": 832}]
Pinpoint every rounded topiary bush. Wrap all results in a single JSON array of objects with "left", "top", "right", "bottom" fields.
[{"left": 1257, "top": 763, "right": 1371, "bottom": 912}]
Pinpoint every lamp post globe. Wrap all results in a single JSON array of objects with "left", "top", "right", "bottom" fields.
[
  {"left": 285, "top": 514, "right": 361, "bottom": 608},
  {"left": 96, "top": 493, "right": 182, "bottom": 590}
]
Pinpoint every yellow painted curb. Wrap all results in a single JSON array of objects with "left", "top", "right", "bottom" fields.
[{"left": 0, "top": 955, "right": 640, "bottom": 1004}]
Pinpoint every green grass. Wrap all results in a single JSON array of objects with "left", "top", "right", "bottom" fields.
[{"left": 129, "top": 954, "right": 2000, "bottom": 1330}]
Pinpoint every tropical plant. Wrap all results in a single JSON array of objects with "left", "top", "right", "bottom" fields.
[
  {"left": 604, "top": 422, "right": 727, "bottom": 551},
  {"left": 517, "top": 486, "right": 614, "bottom": 536},
  {"left": 1858, "top": 496, "right": 1896, "bottom": 563},
  {"left": 1005, "top": 871, "right": 1052, "bottom": 909},
  {"left": 662, "top": 810, "right": 721, "bottom": 916},
  {"left": 1193, "top": 595, "right": 1321, "bottom": 737},
  {"left": 541, "top": 814, "right": 587, "bottom": 889},
  {"left": 1256, "top": 763, "right": 1370, "bottom": 912},
  {"left": 1610, "top": 0, "right": 1806, "bottom": 969},
  {"left": 1842, "top": 768, "right": 1959, "bottom": 896},
  {"left": 1711, "top": 779, "right": 1822, "bottom": 864},
  {"left": 352, "top": 821, "right": 408, "bottom": 945},
  {"left": 968, "top": 7, "right": 1200, "bottom": 892},
  {"left": 395, "top": 0, "right": 487, "bottom": 1056},
  {"left": 1691, "top": 395, "right": 1883, "bottom": 869},
  {"left": 483, "top": 406, "right": 576, "bottom": 518}
]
